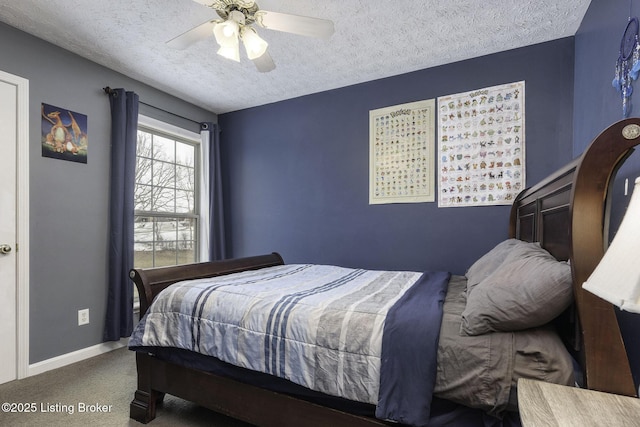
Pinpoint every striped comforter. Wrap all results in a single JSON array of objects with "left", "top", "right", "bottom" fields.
[{"left": 129, "top": 264, "right": 450, "bottom": 426}]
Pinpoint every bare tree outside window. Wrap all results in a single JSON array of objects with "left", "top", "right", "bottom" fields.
[{"left": 133, "top": 128, "right": 199, "bottom": 271}]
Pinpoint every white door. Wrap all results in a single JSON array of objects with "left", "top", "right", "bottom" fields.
[
  {"left": 0, "top": 76, "right": 18, "bottom": 384},
  {"left": 0, "top": 70, "right": 28, "bottom": 385}
]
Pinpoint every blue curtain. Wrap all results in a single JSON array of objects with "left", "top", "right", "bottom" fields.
[
  {"left": 105, "top": 88, "right": 139, "bottom": 341},
  {"left": 203, "top": 122, "right": 227, "bottom": 261}
]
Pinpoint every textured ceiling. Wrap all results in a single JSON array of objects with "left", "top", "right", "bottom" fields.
[{"left": 0, "top": 0, "right": 591, "bottom": 114}]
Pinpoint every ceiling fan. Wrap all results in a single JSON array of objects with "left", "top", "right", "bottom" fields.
[{"left": 168, "top": 0, "right": 335, "bottom": 72}]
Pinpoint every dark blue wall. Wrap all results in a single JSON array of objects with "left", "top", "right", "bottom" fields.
[
  {"left": 220, "top": 38, "right": 575, "bottom": 275},
  {"left": 574, "top": 0, "right": 640, "bottom": 390}
]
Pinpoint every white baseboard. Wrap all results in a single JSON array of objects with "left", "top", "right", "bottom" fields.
[{"left": 27, "top": 338, "right": 128, "bottom": 377}]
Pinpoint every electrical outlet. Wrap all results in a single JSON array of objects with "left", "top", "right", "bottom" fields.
[{"left": 78, "top": 309, "right": 89, "bottom": 326}]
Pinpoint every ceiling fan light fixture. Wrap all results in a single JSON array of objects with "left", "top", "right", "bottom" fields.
[
  {"left": 216, "top": 36, "right": 240, "bottom": 62},
  {"left": 241, "top": 27, "right": 268, "bottom": 60},
  {"left": 213, "top": 20, "right": 239, "bottom": 45},
  {"left": 222, "top": 21, "right": 239, "bottom": 38},
  {"left": 213, "top": 10, "right": 245, "bottom": 45},
  {"left": 217, "top": 45, "right": 240, "bottom": 62}
]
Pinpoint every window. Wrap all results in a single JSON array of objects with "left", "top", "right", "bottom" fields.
[{"left": 133, "top": 118, "right": 201, "bottom": 270}]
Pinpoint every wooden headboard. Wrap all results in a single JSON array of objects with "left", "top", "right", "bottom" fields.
[{"left": 510, "top": 118, "right": 640, "bottom": 397}]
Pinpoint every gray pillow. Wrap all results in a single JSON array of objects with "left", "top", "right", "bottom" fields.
[
  {"left": 461, "top": 244, "right": 573, "bottom": 336},
  {"left": 465, "top": 239, "right": 529, "bottom": 293}
]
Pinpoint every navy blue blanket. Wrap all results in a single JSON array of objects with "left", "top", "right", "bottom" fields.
[{"left": 376, "top": 271, "right": 451, "bottom": 426}]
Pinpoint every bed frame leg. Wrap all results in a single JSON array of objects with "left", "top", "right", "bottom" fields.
[
  {"left": 130, "top": 352, "right": 165, "bottom": 424},
  {"left": 130, "top": 390, "right": 162, "bottom": 424}
]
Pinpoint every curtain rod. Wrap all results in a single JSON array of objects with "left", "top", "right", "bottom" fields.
[{"left": 102, "top": 86, "right": 210, "bottom": 129}]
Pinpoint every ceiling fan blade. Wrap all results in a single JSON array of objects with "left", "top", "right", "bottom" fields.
[
  {"left": 167, "top": 19, "right": 217, "bottom": 49},
  {"left": 252, "top": 51, "right": 276, "bottom": 72},
  {"left": 254, "top": 10, "right": 334, "bottom": 39}
]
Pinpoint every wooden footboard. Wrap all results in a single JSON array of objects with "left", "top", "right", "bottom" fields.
[{"left": 130, "top": 252, "right": 284, "bottom": 316}]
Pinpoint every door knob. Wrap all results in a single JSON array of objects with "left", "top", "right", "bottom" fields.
[{"left": 0, "top": 244, "right": 11, "bottom": 255}]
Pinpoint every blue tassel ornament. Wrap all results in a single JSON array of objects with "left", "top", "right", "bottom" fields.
[
  {"left": 614, "top": 57, "right": 623, "bottom": 91},
  {"left": 615, "top": 17, "right": 640, "bottom": 117},
  {"left": 630, "top": 38, "right": 640, "bottom": 80}
]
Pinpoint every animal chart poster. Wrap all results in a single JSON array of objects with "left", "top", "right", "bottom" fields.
[
  {"left": 369, "top": 99, "right": 435, "bottom": 204},
  {"left": 41, "top": 103, "right": 88, "bottom": 164},
  {"left": 437, "top": 81, "right": 525, "bottom": 207}
]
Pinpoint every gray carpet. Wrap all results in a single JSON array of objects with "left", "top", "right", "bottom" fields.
[{"left": 0, "top": 347, "right": 253, "bottom": 427}]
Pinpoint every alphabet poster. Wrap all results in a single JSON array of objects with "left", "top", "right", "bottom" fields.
[
  {"left": 437, "top": 81, "right": 525, "bottom": 207},
  {"left": 369, "top": 99, "right": 435, "bottom": 204}
]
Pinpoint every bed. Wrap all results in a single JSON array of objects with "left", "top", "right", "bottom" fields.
[{"left": 128, "top": 118, "right": 640, "bottom": 426}]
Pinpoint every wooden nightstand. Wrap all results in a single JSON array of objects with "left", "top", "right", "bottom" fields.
[{"left": 518, "top": 378, "right": 640, "bottom": 426}]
